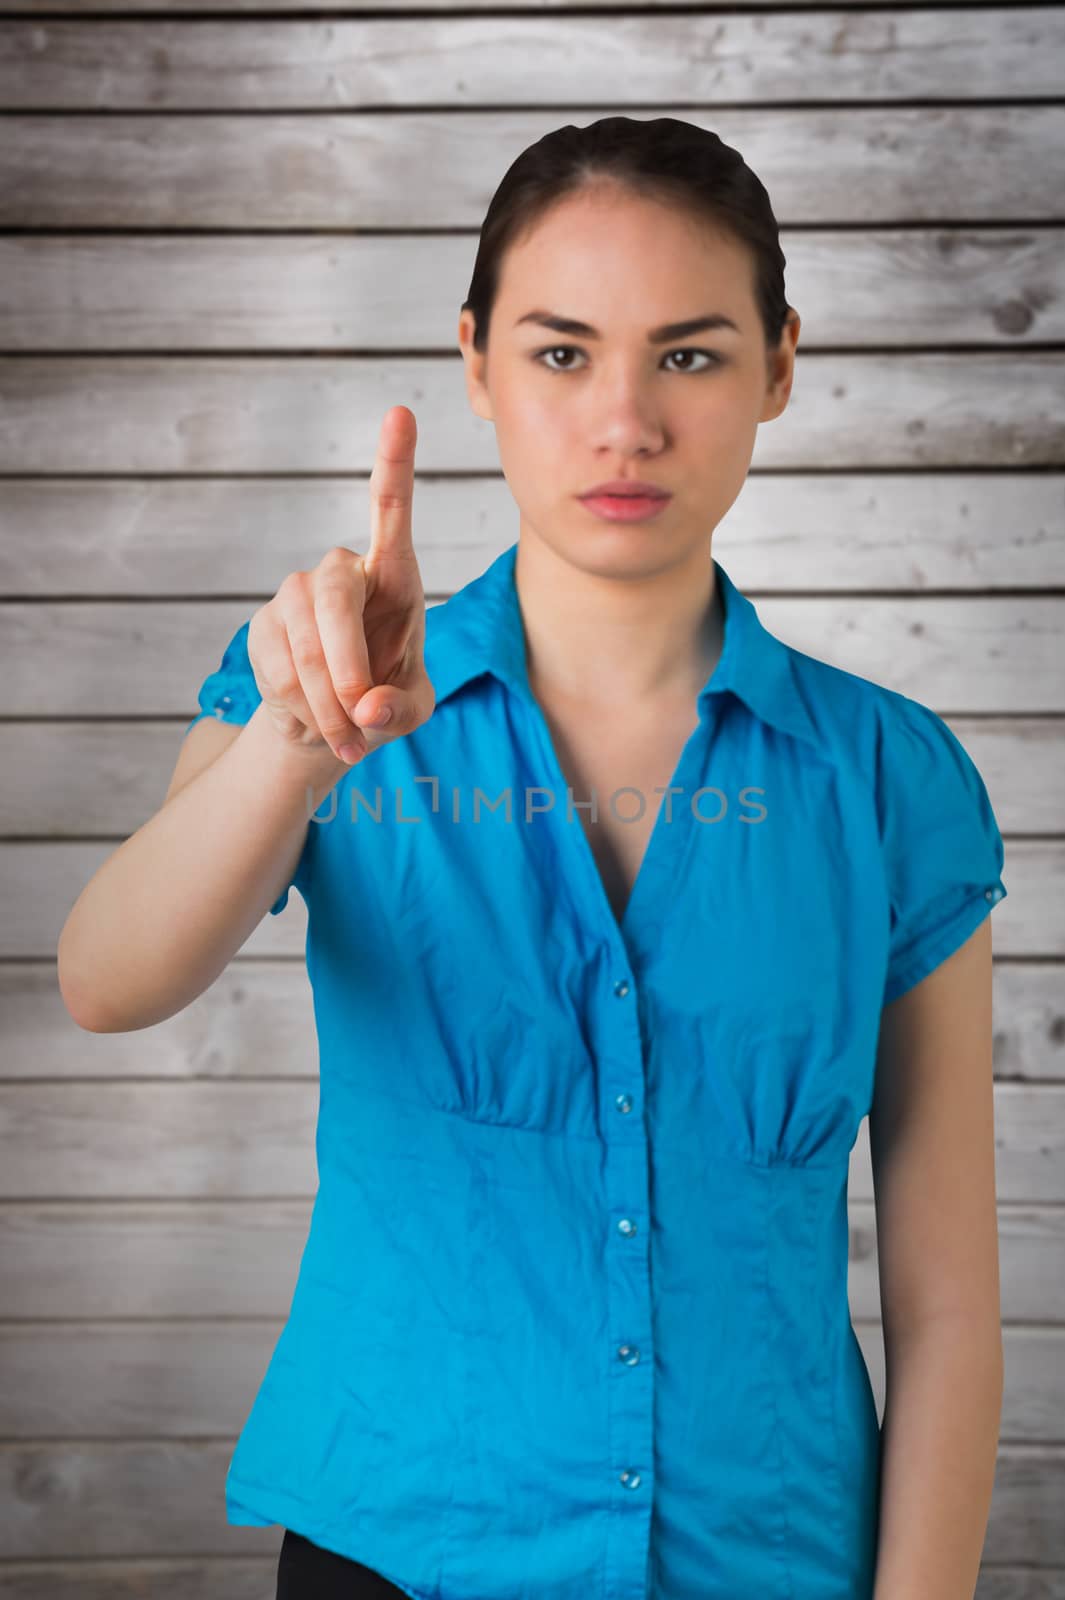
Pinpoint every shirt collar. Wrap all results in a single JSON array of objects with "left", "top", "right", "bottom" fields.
[{"left": 426, "top": 540, "right": 820, "bottom": 750}]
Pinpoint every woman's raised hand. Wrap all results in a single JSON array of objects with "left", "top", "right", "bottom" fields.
[{"left": 247, "top": 406, "right": 435, "bottom": 766}]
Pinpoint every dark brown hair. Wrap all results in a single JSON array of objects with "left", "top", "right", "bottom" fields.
[{"left": 461, "top": 116, "right": 794, "bottom": 358}]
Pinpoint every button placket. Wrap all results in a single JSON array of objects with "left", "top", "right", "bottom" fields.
[{"left": 600, "top": 964, "right": 654, "bottom": 1598}]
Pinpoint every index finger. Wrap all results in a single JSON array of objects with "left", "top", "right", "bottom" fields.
[{"left": 368, "top": 404, "right": 417, "bottom": 559}]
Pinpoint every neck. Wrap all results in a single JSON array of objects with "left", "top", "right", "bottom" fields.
[{"left": 514, "top": 528, "right": 724, "bottom": 710}]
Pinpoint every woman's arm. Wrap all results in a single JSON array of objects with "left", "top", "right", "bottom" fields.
[
  {"left": 57, "top": 706, "right": 344, "bottom": 1034},
  {"left": 868, "top": 916, "right": 1004, "bottom": 1600}
]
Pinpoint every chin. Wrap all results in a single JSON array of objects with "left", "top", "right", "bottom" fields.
[{"left": 528, "top": 517, "right": 689, "bottom": 580}]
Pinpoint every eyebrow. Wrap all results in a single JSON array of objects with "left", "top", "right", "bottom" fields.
[{"left": 513, "top": 309, "right": 741, "bottom": 341}]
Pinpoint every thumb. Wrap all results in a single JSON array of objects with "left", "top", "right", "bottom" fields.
[{"left": 350, "top": 682, "right": 427, "bottom": 735}]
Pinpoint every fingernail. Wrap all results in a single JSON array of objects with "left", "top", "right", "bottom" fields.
[{"left": 338, "top": 743, "right": 360, "bottom": 763}]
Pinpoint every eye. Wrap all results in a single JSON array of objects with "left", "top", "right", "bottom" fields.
[{"left": 532, "top": 345, "right": 723, "bottom": 374}]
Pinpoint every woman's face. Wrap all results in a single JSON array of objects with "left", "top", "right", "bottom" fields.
[{"left": 457, "top": 182, "right": 800, "bottom": 581}]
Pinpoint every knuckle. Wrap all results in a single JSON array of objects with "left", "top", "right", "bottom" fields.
[
  {"left": 320, "top": 544, "right": 361, "bottom": 567},
  {"left": 277, "top": 569, "right": 309, "bottom": 603},
  {"left": 320, "top": 716, "right": 354, "bottom": 747},
  {"left": 333, "top": 676, "right": 372, "bottom": 705},
  {"left": 287, "top": 626, "right": 323, "bottom": 671},
  {"left": 270, "top": 671, "right": 302, "bottom": 708},
  {"left": 314, "top": 575, "right": 353, "bottom": 610}
]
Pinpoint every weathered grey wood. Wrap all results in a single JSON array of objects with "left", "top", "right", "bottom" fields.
[
  {"left": 5, "top": 840, "right": 299, "bottom": 960},
  {"left": 2, "top": 1192, "right": 1064, "bottom": 1321},
  {"left": 4, "top": 960, "right": 1063, "bottom": 1085},
  {"left": 3, "top": 231, "right": 1064, "bottom": 352},
  {"left": 0, "top": 1436, "right": 1058, "bottom": 1562},
  {"left": 984, "top": 1452, "right": 1065, "bottom": 1567},
  {"left": 0, "top": 1562, "right": 1059, "bottom": 1600},
  {"left": 1, "top": 0, "right": 1061, "bottom": 1580},
  {"left": 854, "top": 1205, "right": 1065, "bottom": 1326},
  {"left": 2, "top": 109, "right": 1063, "bottom": 228},
  {"left": 2, "top": 597, "right": 1061, "bottom": 717},
  {"left": 976, "top": 1577, "right": 1065, "bottom": 1600},
  {"left": 0, "top": 1079, "right": 1059, "bottom": 1202},
  {"left": 3, "top": 716, "right": 1056, "bottom": 838},
  {"left": 0, "top": 1198, "right": 316, "bottom": 1318},
  {"left": 0, "top": 834, "right": 1047, "bottom": 963},
  {"left": 2, "top": 12, "right": 1062, "bottom": 109},
  {"left": 4, "top": 354, "right": 1061, "bottom": 473},
  {"left": 0, "top": 1558, "right": 277, "bottom": 1600},
  {"left": 0, "top": 1295, "right": 1061, "bottom": 1440},
  {"left": 0, "top": 963, "right": 317, "bottom": 1081},
  {"left": 991, "top": 963, "right": 1065, "bottom": 1083},
  {"left": 3, "top": 477, "right": 1063, "bottom": 594},
  {"left": 0, "top": 1439, "right": 272, "bottom": 1559},
  {"left": 850, "top": 1090, "right": 1065, "bottom": 1204},
  {"left": 0, "top": 0, "right": 1027, "bottom": 10}
]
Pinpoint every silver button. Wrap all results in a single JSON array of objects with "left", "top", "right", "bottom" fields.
[
  {"left": 615, "top": 1093, "right": 633, "bottom": 1114},
  {"left": 620, "top": 1468, "right": 642, "bottom": 1490},
  {"left": 614, "top": 979, "right": 630, "bottom": 998},
  {"left": 984, "top": 885, "right": 1002, "bottom": 902},
  {"left": 617, "top": 1217, "right": 637, "bottom": 1237},
  {"left": 617, "top": 1344, "right": 640, "bottom": 1366}
]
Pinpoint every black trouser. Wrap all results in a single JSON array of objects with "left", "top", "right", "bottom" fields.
[{"left": 276, "top": 1529, "right": 411, "bottom": 1598}]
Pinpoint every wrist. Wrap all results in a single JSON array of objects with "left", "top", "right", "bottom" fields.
[{"left": 243, "top": 702, "right": 349, "bottom": 797}]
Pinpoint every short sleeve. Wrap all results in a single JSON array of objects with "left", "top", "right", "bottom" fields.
[
  {"left": 877, "top": 693, "right": 1007, "bottom": 1006},
  {"left": 187, "top": 619, "right": 314, "bottom": 917}
]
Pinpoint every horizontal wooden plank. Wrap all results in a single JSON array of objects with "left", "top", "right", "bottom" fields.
[
  {"left": 1, "top": 837, "right": 1049, "bottom": 965},
  {"left": 2, "top": 108, "right": 1063, "bottom": 227},
  {"left": 6, "top": 839, "right": 298, "bottom": 960},
  {"left": 0, "top": 1197, "right": 315, "bottom": 1319},
  {"left": 4, "top": 354, "right": 1061, "bottom": 473},
  {"left": 976, "top": 1577, "right": 1065, "bottom": 1600},
  {"left": 1, "top": 830, "right": 1045, "bottom": 976},
  {"left": 5, "top": 229, "right": 1063, "bottom": 352},
  {"left": 854, "top": 1092, "right": 1065, "bottom": 1205},
  {"left": 854, "top": 1203, "right": 1065, "bottom": 1325},
  {"left": 0, "top": 1300, "right": 1063, "bottom": 1443},
  {"left": 3, "top": 1191, "right": 1064, "bottom": 1322},
  {"left": 0, "top": 1557, "right": 275, "bottom": 1600},
  {"left": 2, "top": 11, "right": 1061, "bottom": 110},
  {"left": 992, "top": 963, "right": 1065, "bottom": 1083},
  {"left": 3, "top": 477, "right": 1063, "bottom": 595},
  {"left": 2, "top": 596, "right": 1061, "bottom": 717},
  {"left": 0, "top": 1436, "right": 1059, "bottom": 1565},
  {"left": 0, "top": 0, "right": 1017, "bottom": 11},
  {"left": 4, "top": 715, "right": 1059, "bottom": 838},
  {"left": 5, "top": 958, "right": 1064, "bottom": 1085},
  {"left": 0, "top": 1079, "right": 1060, "bottom": 1203},
  {"left": 0, "top": 1563, "right": 1057, "bottom": 1600}
]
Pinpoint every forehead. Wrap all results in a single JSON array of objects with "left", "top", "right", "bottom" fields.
[{"left": 495, "top": 189, "right": 753, "bottom": 311}]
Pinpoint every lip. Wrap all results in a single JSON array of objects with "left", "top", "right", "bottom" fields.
[
  {"left": 578, "top": 493, "right": 672, "bottom": 524},
  {"left": 579, "top": 479, "right": 670, "bottom": 499}
]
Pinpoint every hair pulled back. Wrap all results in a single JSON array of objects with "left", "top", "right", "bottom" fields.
[{"left": 461, "top": 116, "right": 794, "bottom": 357}]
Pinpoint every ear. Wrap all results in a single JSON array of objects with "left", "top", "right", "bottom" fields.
[
  {"left": 760, "top": 308, "right": 801, "bottom": 424},
  {"left": 457, "top": 309, "right": 495, "bottom": 423}
]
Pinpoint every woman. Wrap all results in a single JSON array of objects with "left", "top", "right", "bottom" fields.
[{"left": 60, "top": 117, "right": 1008, "bottom": 1599}]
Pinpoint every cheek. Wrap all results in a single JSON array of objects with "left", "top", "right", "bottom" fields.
[
  {"left": 508, "top": 382, "right": 562, "bottom": 427},
  {"left": 693, "top": 378, "right": 761, "bottom": 449},
  {"left": 496, "top": 389, "right": 569, "bottom": 465}
]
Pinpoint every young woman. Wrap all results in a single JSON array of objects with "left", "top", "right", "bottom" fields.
[{"left": 59, "top": 117, "right": 1008, "bottom": 1600}]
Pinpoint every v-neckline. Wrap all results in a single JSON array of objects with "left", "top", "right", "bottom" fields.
[{"left": 523, "top": 694, "right": 708, "bottom": 950}]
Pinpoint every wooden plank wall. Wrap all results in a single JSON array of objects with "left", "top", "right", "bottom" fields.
[{"left": 1, "top": 0, "right": 1063, "bottom": 1593}]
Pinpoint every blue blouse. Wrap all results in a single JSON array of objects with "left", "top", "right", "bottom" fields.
[{"left": 188, "top": 542, "right": 1007, "bottom": 1600}]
